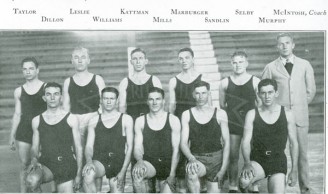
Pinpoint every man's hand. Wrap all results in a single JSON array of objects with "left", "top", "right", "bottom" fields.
[
  {"left": 114, "top": 171, "right": 125, "bottom": 190},
  {"left": 186, "top": 158, "right": 199, "bottom": 175},
  {"left": 73, "top": 175, "right": 82, "bottom": 191},
  {"left": 9, "top": 135, "right": 16, "bottom": 151},
  {"left": 82, "top": 162, "right": 95, "bottom": 177},
  {"left": 287, "top": 170, "right": 297, "bottom": 187},
  {"left": 132, "top": 160, "right": 147, "bottom": 180},
  {"left": 214, "top": 170, "right": 225, "bottom": 189},
  {"left": 27, "top": 158, "right": 42, "bottom": 173},
  {"left": 241, "top": 163, "right": 255, "bottom": 180}
]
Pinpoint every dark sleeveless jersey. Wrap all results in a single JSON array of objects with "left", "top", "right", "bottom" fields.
[
  {"left": 38, "top": 113, "right": 75, "bottom": 159},
  {"left": 143, "top": 113, "right": 173, "bottom": 159},
  {"left": 189, "top": 108, "right": 222, "bottom": 153},
  {"left": 93, "top": 114, "right": 126, "bottom": 158},
  {"left": 252, "top": 107, "right": 288, "bottom": 154},
  {"left": 16, "top": 83, "right": 47, "bottom": 144},
  {"left": 226, "top": 76, "right": 256, "bottom": 131},
  {"left": 20, "top": 83, "right": 47, "bottom": 120},
  {"left": 174, "top": 74, "right": 202, "bottom": 119},
  {"left": 68, "top": 75, "right": 100, "bottom": 114},
  {"left": 126, "top": 76, "right": 153, "bottom": 120}
]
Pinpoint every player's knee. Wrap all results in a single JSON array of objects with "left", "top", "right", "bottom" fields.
[
  {"left": 26, "top": 171, "right": 42, "bottom": 192},
  {"left": 239, "top": 176, "right": 251, "bottom": 189},
  {"left": 186, "top": 173, "right": 198, "bottom": 183},
  {"left": 83, "top": 169, "right": 96, "bottom": 185}
]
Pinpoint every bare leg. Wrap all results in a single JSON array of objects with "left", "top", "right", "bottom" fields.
[
  {"left": 267, "top": 173, "right": 285, "bottom": 193},
  {"left": 239, "top": 161, "right": 265, "bottom": 191},
  {"left": 16, "top": 141, "right": 31, "bottom": 193},
  {"left": 109, "top": 177, "right": 124, "bottom": 193},
  {"left": 82, "top": 160, "right": 106, "bottom": 193},
  {"left": 186, "top": 160, "right": 206, "bottom": 193},
  {"left": 25, "top": 164, "right": 54, "bottom": 192},
  {"left": 297, "top": 126, "right": 310, "bottom": 193},
  {"left": 132, "top": 161, "right": 156, "bottom": 193},
  {"left": 228, "top": 135, "right": 242, "bottom": 191},
  {"left": 57, "top": 180, "right": 74, "bottom": 193},
  {"left": 159, "top": 180, "right": 173, "bottom": 193},
  {"left": 206, "top": 181, "right": 221, "bottom": 193},
  {"left": 177, "top": 177, "right": 187, "bottom": 193}
]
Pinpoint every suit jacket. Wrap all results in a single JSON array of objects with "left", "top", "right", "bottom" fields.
[{"left": 262, "top": 56, "right": 316, "bottom": 127}]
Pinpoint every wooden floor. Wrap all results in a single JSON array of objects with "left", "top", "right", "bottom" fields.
[{"left": 0, "top": 132, "right": 325, "bottom": 193}]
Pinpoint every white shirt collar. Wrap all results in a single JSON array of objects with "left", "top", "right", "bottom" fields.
[{"left": 280, "top": 55, "right": 295, "bottom": 65}]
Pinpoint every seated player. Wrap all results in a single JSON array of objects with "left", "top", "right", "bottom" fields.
[
  {"left": 82, "top": 87, "right": 133, "bottom": 193},
  {"left": 133, "top": 87, "right": 181, "bottom": 193},
  {"left": 239, "top": 79, "right": 298, "bottom": 193},
  {"left": 26, "top": 82, "right": 82, "bottom": 193}
]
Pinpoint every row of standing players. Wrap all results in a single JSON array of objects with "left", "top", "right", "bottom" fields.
[{"left": 9, "top": 32, "right": 316, "bottom": 193}]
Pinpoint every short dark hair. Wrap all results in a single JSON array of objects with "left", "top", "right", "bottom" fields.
[
  {"left": 231, "top": 50, "right": 248, "bottom": 59},
  {"left": 258, "top": 79, "right": 278, "bottom": 91},
  {"left": 44, "top": 82, "right": 62, "bottom": 94},
  {"left": 178, "top": 47, "right": 194, "bottom": 58},
  {"left": 193, "top": 81, "right": 210, "bottom": 91},
  {"left": 131, "top": 48, "right": 147, "bottom": 58},
  {"left": 148, "top": 87, "right": 165, "bottom": 98},
  {"left": 21, "top": 57, "right": 39, "bottom": 68},
  {"left": 276, "top": 33, "right": 294, "bottom": 42},
  {"left": 101, "top": 87, "right": 119, "bottom": 98}
]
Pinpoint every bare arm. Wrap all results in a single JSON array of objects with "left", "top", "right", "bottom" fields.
[
  {"left": 252, "top": 76, "right": 261, "bottom": 107},
  {"left": 68, "top": 114, "right": 83, "bottom": 177},
  {"left": 84, "top": 115, "right": 98, "bottom": 163},
  {"left": 169, "top": 115, "right": 181, "bottom": 177},
  {"left": 95, "top": 75, "right": 106, "bottom": 95},
  {"left": 120, "top": 114, "right": 134, "bottom": 174},
  {"left": 152, "top": 76, "right": 162, "bottom": 88},
  {"left": 217, "top": 110, "right": 230, "bottom": 174},
  {"left": 133, "top": 116, "right": 144, "bottom": 161},
  {"left": 180, "top": 110, "right": 193, "bottom": 161},
  {"left": 118, "top": 78, "right": 128, "bottom": 113},
  {"left": 286, "top": 109, "right": 299, "bottom": 186},
  {"left": 219, "top": 78, "right": 228, "bottom": 109},
  {"left": 305, "top": 62, "right": 316, "bottom": 104},
  {"left": 240, "top": 109, "right": 256, "bottom": 179},
  {"left": 31, "top": 116, "right": 41, "bottom": 161},
  {"left": 9, "top": 87, "right": 22, "bottom": 149},
  {"left": 168, "top": 77, "right": 177, "bottom": 114},
  {"left": 62, "top": 78, "right": 71, "bottom": 112}
]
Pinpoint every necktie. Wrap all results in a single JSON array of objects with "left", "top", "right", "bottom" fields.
[{"left": 285, "top": 61, "right": 293, "bottom": 75}]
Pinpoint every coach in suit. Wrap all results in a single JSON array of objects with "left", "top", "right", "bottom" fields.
[{"left": 262, "top": 33, "right": 316, "bottom": 194}]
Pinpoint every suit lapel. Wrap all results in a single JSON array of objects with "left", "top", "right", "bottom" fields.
[{"left": 275, "top": 58, "right": 290, "bottom": 78}]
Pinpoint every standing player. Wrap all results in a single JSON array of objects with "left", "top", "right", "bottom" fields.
[
  {"left": 82, "top": 87, "right": 133, "bottom": 193},
  {"left": 9, "top": 57, "right": 47, "bottom": 192},
  {"left": 133, "top": 87, "right": 181, "bottom": 193},
  {"left": 262, "top": 33, "right": 316, "bottom": 194},
  {"left": 180, "top": 81, "right": 230, "bottom": 193},
  {"left": 119, "top": 48, "right": 162, "bottom": 120},
  {"left": 63, "top": 47, "right": 106, "bottom": 144},
  {"left": 25, "top": 82, "right": 83, "bottom": 193},
  {"left": 239, "top": 79, "right": 298, "bottom": 193},
  {"left": 219, "top": 51, "right": 260, "bottom": 193}
]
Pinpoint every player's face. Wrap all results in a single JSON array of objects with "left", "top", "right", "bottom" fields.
[
  {"left": 277, "top": 36, "right": 295, "bottom": 58},
  {"left": 231, "top": 56, "right": 248, "bottom": 74},
  {"left": 43, "top": 87, "right": 62, "bottom": 108},
  {"left": 22, "top": 62, "right": 39, "bottom": 80},
  {"left": 147, "top": 92, "right": 164, "bottom": 113},
  {"left": 131, "top": 52, "right": 148, "bottom": 72},
  {"left": 71, "top": 50, "right": 90, "bottom": 72},
  {"left": 178, "top": 51, "right": 194, "bottom": 70},
  {"left": 193, "top": 86, "right": 209, "bottom": 106},
  {"left": 258, "top": 85, "right": 278, "bottom": 106},
  {"left": 101, "top": 92, "right": 118, "bottom": 111}
]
